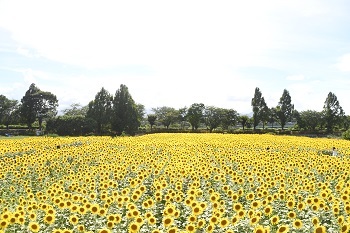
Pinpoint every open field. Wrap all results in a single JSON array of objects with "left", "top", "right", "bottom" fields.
[{"left": 0, "top": 134, "right": 350, "bottom": 233}]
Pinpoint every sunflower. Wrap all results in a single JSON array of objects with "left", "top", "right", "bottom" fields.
[
  {"left": 250, "top": 215, "right": 260, "bottom": 226},
  {"left": 44, "top": 214, "right": 55, "bottom": 225},
  {"left": 219, "top": 218, "right": 229, "bottom": 228},
  {"left": 311, "top": 216, "right": 319, "bottom": 226},
  {"left": 77, "top": 225, "right": 85, "bottom": 232},
  {"left": 186, "top": 223, "right": 196, "bottom": 232},
  {"left": 254, "top": 225, "right": 266, "bottom": 233},
  {"left": 263, "top": 205, "right": 273, "bottom": 216},
  {"left": 231, "top": 215, "right": 239, "bottom": 225},
  {"left": 69, "top": 215, "right": 79, "bottom": 225},
  {"left": 341, "top": 224, "right": 349, "bottom": 233},
  {"left": 163, "top": 216, "right": 174, "bottom": 227},
  {"left": 293, "top": 219, "right": 303, "bottom": 229},
  {"left": 313, "top": 225, "right": 326, "bottom": 233},
  {"left": 148, "top": 216, "right": 156, "bottom": 225},
  {"left": 277, "top": 225, "right": 289, "bottom": 233},
  {"left": 98, "top": 229, "right": 111, "bottom": 233},
  {"left": 287, "top": 211, "right": 296, "bottom": 219},
  {"left": 29, "top": 222, "right": 40, "bottom": 233}
]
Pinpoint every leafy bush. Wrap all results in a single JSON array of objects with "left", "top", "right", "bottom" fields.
[
  {"left": 46, "top": 116, "right": 97, "bottom": 136},
  {"left": 343, "top": 129, "right": 350, "bottom": 140}
]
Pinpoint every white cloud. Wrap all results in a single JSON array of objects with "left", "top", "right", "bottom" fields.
[
  {"left": 0, "top": 0, "right": 276, "bottom": 70},
  {"left": 335, "top": 54, "right": 350, "bottom": 72},
  {"left": 286, "top": 75, "right": 305, "bottom": 81}
]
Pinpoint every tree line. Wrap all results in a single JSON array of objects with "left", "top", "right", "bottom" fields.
[{"left": 0, "top": 83, "right": 348, "bottom": 136}]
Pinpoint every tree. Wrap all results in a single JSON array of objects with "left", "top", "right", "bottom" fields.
[
  {"left": 152, "top": 106, "right": 178, "bottom": 129},
  {"left": 323, "top": 92, "right": 345, "bottom": 133},
  {"left": 63, "top": 103, "right": 88, "bottom": 116},
  {"left": 275, "top": 89, "right": 294, "bottom": 130},
  {"left": 136, "top": 104, "right": 145, "bottom": 124},
  {"left": 239, "top": 115, "right": 249, "bottom": 130},
  {"left": 296, "top": 110, "right": 323, "bottom": 131},
  {"left": 112, "top": 84, "right": 140, "bottom": 135},
  {"left": 0, "top": 95, "right": 20, "bottom": 130},
  {"left": 221, "top": 108, "right": 237, "bottom": 131},
  {"left": 177, "top": 107, "right": 188, "bottom": 130},
  {"left": 204, "top": 106, "right": 222, "bottom": 132},
  {"left": 186, "top": 103, "right": 205, "bottom": 130},
  {"left": 268, "top": 107, "right": 276, "bottom": 128},
  {"left": 20, "top": 83, "right": 58, "bottom": 130},
  {"left": 259, "top": 97, "right": 269, "bottom": 129},
  {"left": 251, "top": 87, "right": 263, "bottom": 130},
  {"left": 86, "top": 87, "right": 113, "bottom": 134},
  {"left": 147, "top": 114, "right": 157, "bottom": 131}
]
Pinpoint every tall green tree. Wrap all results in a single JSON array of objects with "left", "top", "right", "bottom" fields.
[
  {"left": 86, "top": 87, "right": 113, "bottom": 134},
  {"left": 20, "top": 83, "right": 58, "bottom": 130},
  {"left": 147, "top": 114, "right": 157, "bottom": 131},
  {"left": 136, "top": 104, "right": 145, "bottom": 124},
  {"left": 251, "top": 87, "right": 263, "bottom": 130},
  {"left": 204, "top": 106, "right": 222, "bottom": 132},
  {"left": 275, "top": 89, "right": 294, "bottom": 130},
  {"left": 177, "top": 107, "right": 188, "bottom": 130},
  {"left": 268, "top": 107, "right": 277, "bottom": 128},
  {"left": 239, "top": 115, "right": 249, "bottom": 130},
  {"left": 296, "top": 110, "right": 323, "bottom": 131},
  {"left": 152, "top": 106, "right": 178, "bottom": 129},
  {"left": 259, "top": 97, "right": 269, "bottom": 129},
  {"left": 186, "top": 103, "right": 205, "bottom": 130},
  {"left": 112, "top": 84, "right": 140, "bottom": 135},
  {"left": 0, "top": 95, "right": 19, "bottom": 130},
  {"left": 63, "top": 103, "right": 88, "bottom": 117},
  {"left": 323, "top": 92, "right": 345, "bottom": 133},
  {"left": 221, "top": 108, "right": 237, "bottom": 131}
]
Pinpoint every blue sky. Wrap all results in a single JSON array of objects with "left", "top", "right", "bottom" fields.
[{"left": 0, "top": 0, "right": 350, "bottom": 115}]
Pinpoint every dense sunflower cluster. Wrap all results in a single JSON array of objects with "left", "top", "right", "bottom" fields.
[{"left": 0, "top": 134, "right": 350, "bottom": 233}]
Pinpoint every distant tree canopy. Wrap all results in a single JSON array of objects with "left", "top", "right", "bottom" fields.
[
  {"left": 0, "top": 95, "right": 20, "bottom": 130},
  {"left": 20, "top": 83, "right": 58, "bottom": 130},
  {"left": 251, "top": 87, "right": 269, "bottom": 130},
  {"left": 186, "top": 103, "right": 205, "bottom": 130},
  {"left": 112, "top": 84, "right": 140, "bottom": 135},
  {"left": 86, "top": 87, "right": 113, "bottom": 135},
  {"left": 147, "top": 114, "right": 157, "bottom": 131},
  {"left": 1, "top": 84, "right": 348, "bottom": 135},
  {"left": 323, "top": 92, "right": 345, "bottom": 133},
  {"left": 63, "top": 103, "right": 88, "bottom": 117},
  {"left": 152, "top": 106, "right": 178, "bottom": 129},
  {"left": 275, "top": 89, "right": 294, "bottom": 130}
]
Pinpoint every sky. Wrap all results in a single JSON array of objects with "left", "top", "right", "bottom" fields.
[{"left": 0, "top": 0, "right": 350, "bottom": 115}]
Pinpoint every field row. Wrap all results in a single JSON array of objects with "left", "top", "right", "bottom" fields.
[{"left": 0, "top": 134, "right": 349, "bottom": 233}]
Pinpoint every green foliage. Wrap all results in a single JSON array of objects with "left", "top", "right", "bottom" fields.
[
  {"left": 63, "top": 103, "right": 88, "bottom": 116},
  {"left": 147, "top": 114, "right": 157, "bottom": 130},
  {"left": 323, "top": 92, "right": 345, "bottom": 133},
  {"left": 204, "top": 106, "right": 237, "bottom": 132},
  {"left": 46, "top": 115, "right": 97, "bottom": 136},
  {"left": 20, "top": 83, "right": 58, "bottom": 130},
  {"left": 295, "top": 110, "right": 323, "bottom": 131},
  {"left": 239, "top": 115, "right": 249, "bottom": 130},
  {"left": 86, "top": 87, "right": 113, "bottom": 134},
  {"left": 0, "top": 95, "right": 20, "bottom": 129},
  {"left": 152, "top": 106, "right": 178, "bottom": 129},
  {"left": 112, "top": 84, "right": 140, "bottom": 135},
  {"left": 275, "top": 89, "right": 294, "bottom": 130},
  {"left": 251, "top": 87, "right": 268, "bottom": 130},
  {"left": 343, "top": 129, "right": 350, "bottom": 140},
  {"left": 186, "top": 103, "right": 205, "bottom": 130}
]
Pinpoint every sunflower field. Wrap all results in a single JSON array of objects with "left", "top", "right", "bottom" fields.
[{"left": 0, "top": 133, "right": 350, "bottom": 233}]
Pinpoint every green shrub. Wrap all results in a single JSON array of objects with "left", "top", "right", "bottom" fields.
[{"left": 342, "top": 129, "right": 350, "bottom": 140}]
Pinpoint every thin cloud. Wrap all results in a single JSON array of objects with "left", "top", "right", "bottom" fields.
[
  {"left": 286, "top": 75, "right": 305, "bottom": 81},
  {"left": 335, "top": 54, "right": 350, "bottom": 72}
]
